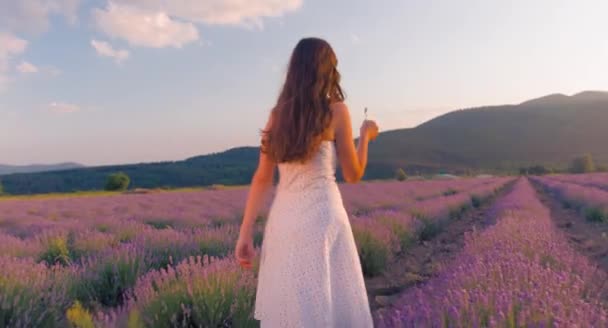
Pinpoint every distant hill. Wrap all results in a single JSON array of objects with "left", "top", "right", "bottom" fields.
[
  {"left": 368, "top": 90, "right": 608, "bottom": 175},
  {"left": 0, "top": 162, "right": 84, "bottom": 175},
  {"left": 0, "top": 148, "right": 259, "bottom": 195},
  {"left": 2, "top": 91, "right": 607, "bottom": 194}
]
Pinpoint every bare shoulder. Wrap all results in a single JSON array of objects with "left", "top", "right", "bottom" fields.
[
  {"left": 330, "top": 102, "right": 351, "bottom": 123},
  {"left": 330, "top": 101, "right": 349, "bottom": 114}
]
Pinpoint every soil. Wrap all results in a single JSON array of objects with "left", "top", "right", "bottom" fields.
[{"left": 365, "top": 181, "right": 515, "bottom": 312}]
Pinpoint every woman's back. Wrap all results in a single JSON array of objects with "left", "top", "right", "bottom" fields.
[{"left": 276, "top": 140, "right": 337, "bottom": 193}]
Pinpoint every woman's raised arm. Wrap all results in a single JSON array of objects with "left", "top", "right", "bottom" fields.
[{"left": 332, "top": 102, "right": 379, "bottom": 183}]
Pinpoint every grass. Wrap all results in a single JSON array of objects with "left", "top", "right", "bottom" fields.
[
  {"left": 352, "top": 228, "right": 389, "bottom": 277},
  {"left": 585, "top": 207, "right": 607, "bottom": 223},
  {"left": 143, "top": 218, "right": 175, "bottom": 230}
]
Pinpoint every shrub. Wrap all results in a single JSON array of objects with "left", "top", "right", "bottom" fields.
[
  {"left": 66, "top": 301, "right": 95, "bottom": 328},
  {"left": 131, "top": 256, "right": 257, "bottom": 328},
  {"left": 352, "top": 227, "right": 389, "bottom": 277},
  {"left": 528, "top": 165, "right": 549, "bottom": 176},
  {"left": 199, "top": 238, "right": 232, "bottom": 258},
  {"left": 388, "top": 221, "right": 414, "bottom": 253},
  {"left": 69, "top": 246, "right": 148, "bottom": 309},
  {"left": 127, "top": 309, "right": 145, "bottom": 328},
  {"left": 449, "top": 203, "right": 471, "bottom": 220},
  {"left": 0, "top": 257, "right": 70, "bottom": 327},
  {"left": 570, "top": 154, "right": 596, "bottom": 174},
  {"left": 585, "top": 207, "right": 607, "bottom": 223},
  {"left": 443, "top": 188, "right": 458, "bottom": 196},
  {"left": 95, "top": 223, "right": 110, "bottom": 233},
  {"left": 471, "top": 194, "right": 485, "bottom": 208},
  {"left": 395, "top": 168, "right": 408, "bottom": 181},
  {"left": 196, "top": 225, "right": 238, "bottom": 259},
  {"left": 419, "top": 218, "right": 443, "bottom": 241},
  {"left": 105, "top": 172, "right": 130, "bottom": 191},
  {"left": 376, "top": 213, "right": 416, "bottom": 254},
  {"left": 143, "top": 218, "right": 174, "bottom": 230},
  {"left": 39, "top": 235, "right": 72, "bottom": 266}
]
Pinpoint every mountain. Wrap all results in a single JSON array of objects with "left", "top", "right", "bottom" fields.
[
  {"left": 1, "top": 91, "right": 607, "bottom": 195},
  {"left": 367, "top": 90, "right": 608, "bottom": 175},
  {"left": 0, "top": 148, "right": 259, "bottom": 195},
  {"left": 0, "top": 162, "right": 84, "bottom": 175}
]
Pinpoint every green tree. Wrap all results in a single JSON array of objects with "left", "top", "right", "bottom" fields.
[
  {"left": 105, "top": 172, "right": 130, "bottom": 191},
  {"left": 395, "top": 168, "right": 408, "bottom": 181},
  {"left": 528, "top": 165, "right": 549, "bottom": 176},
  {"left": 0, "top": 179, "right": 4, "bottom": 195},
  {"left": 570, "top": 154, "right": 596, "bottom": 174}
]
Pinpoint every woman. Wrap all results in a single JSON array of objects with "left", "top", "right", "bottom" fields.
[{"left": 236, "top": 37, "right": 379, "bottom": 327}]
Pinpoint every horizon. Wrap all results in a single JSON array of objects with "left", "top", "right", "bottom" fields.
[
  {"left": 2, "top": 0, "right": 608, "bottom": 166},
  {"left": 1, "top": 89, "right": 605, "bottom": 168}
]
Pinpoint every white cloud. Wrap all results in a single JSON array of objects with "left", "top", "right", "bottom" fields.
[
  {"left": 0, "top": 32, "right": 29, "bottom": 89},
  {"left": 0, "top": 0, "right": 80, "bottom": 34},
  {"left": 17, "top": 61, "right": 39, "bottom": 73},
  {"left": 91, "top": 39, "right": 129, "bottom": 63},
  {"left": 47, "top": 66, "right": 62, "bottom": 76},
  {"left": 93, "top": 2, "right": 199, "bottom": 48},
  {"left": 111, "top": 0, "right": 303, "bottom": 27},
  {"left": 92, "top": 0, "right": 302, "bottom": 48},
  {"left": 48, "top": 101, "right": 80, "bottom": 113}
]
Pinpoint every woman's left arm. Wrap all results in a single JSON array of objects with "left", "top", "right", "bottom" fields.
[{"left": 236, "top": 115, "right": 276, "bottom": 268}]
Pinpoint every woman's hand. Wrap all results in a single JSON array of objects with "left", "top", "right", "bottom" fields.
[
  {"left": 360, "top": 120, "right": 379, "bottom": 141},
  {"left": 235, "top": 232, "right": 255, "bottom": 269}
]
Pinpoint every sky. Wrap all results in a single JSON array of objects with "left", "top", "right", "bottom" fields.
[{"left": 1, "top": 0, "right": 608, "bottom": 166}]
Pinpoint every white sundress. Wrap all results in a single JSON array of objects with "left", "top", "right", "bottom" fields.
[{"left": 254, "top": 140, "right": 374, "bottom": 328}]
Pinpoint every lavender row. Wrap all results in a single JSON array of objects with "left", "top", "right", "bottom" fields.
[
  {"left": 340, "top": 177, "right": 510, "bottom": 215},
  {"left": 0, "top": 253, "right": 258, "bottom": 328},
  {"left": 0, "top": 177, "right": 510, "bottom": 240},
  {"left": 546, "top": 173, "right": 608, "bottom": 192},
  {"left": 533, "top": 176, "right": 608, "bottom": 222},
  {"left": 376, "top": 179, "right": 608, "bottom": 327},
  {"left": 350, "top": 178, "right": 512, "bottom": 277},
  {"left": 0, "top": 178, "right": 511, "bottom": 325}
]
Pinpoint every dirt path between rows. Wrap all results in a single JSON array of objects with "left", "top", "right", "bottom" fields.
[
  {"left": 531, "top": 181, "right": 608, "bottom": 272},
  {"left": 365, "top": 180, "right": 516, "bottom": 312}
]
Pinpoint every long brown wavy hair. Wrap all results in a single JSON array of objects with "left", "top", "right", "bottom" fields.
[{"left": 261, "top": 37, "right": 345, "bottom": 163}]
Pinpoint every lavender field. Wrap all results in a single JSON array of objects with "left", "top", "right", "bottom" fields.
[{"left": 1, "top": 175, "right": 607, "bottom": 327}]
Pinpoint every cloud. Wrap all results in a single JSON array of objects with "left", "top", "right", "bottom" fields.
[
  {"left": 91, "top": 39, "right": 129, "bottom": 63},
  {"left": 350, "top": 33, "right": 361, "bottom": 45},
  {"left": 16, "top": 61, "right": 39, "bottom": 73},
  {"left": 0, "top": 32, "right": 29, "bottom": 89},
  {"left": 111, "top": 0, "right": 303, "bottom": 27},
  {"left": 93, "top": 2, "right": 199, "bottom": 48},
  {"left": 92, "top": 1, "right": 302, "bottom": 48},
  {"left": 47, "top": 66, "right": 62, "bottom": 76},
  {"left": 0, "top": 0, "right": 80, "bottom": 34},
  {"left": 48, "top": 101, "right": 80, "bottom": 113}
]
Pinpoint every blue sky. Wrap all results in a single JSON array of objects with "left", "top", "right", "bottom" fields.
[{"left": 1, "top": 0, "right": 608, "bottom": 166}]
